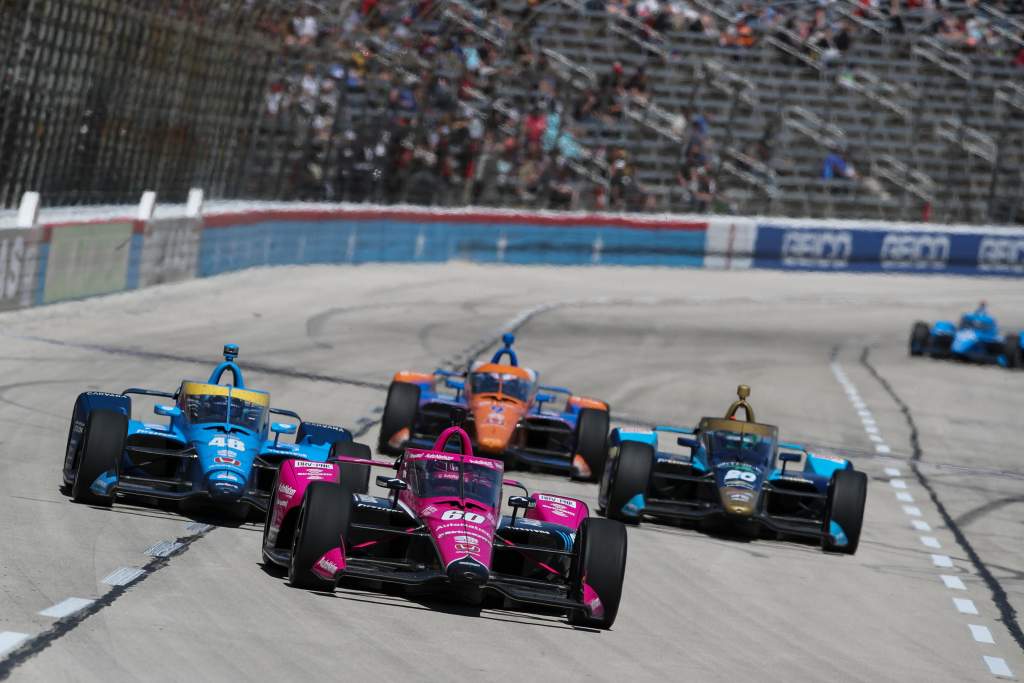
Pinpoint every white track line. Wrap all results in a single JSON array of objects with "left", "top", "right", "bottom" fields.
[
  {"left": 145, "top": 541, "right": 184, "bottom": 558},
  {"left": 0, "top": 632, "right": 29, "bottom": 657},
  {"left": 38, "top": 597, "right": 94, "bottom": 619},
  {"left": 954, "top": 598, "right": 979, "bottom": 615},
  {"left": 830, "top": 358, "right": 1016, "bottom": 680},
  {"left": 969, "top": 624, "right": 995, "bottom": 644},
  {"left": 984, "top": 656, "right": 1014, "bottom": 678},
  {"left": 102, "top": 567, "right": 146, "bottom": 587},
  {"left": 941, "top": 575, "right": 966, "bottom": 590}
]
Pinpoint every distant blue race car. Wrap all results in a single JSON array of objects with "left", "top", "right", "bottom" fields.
[
  {"left": 909, "top": 303, "right": 1022, "bottom": 368},
  {"left": 60, "top": 344, "right": 370, "bottom": 518},
  {"left": 597, "top": 385, "right": 868, "bottom": 554}
]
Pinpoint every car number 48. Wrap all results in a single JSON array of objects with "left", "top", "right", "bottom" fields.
[{"left": 209, "top": 436, "right": 245, "bottom": 451}]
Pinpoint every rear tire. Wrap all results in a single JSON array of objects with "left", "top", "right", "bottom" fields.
[
  {"left": 1005, "top": 334, "right": 1022, "bottom": 369},
  {"left": 822, "top": 469, "right": 868, "bottom": 554},
  {"left": 71, "top": 410, "right": 126, "bottom": 506},
  {"left": 568, "top": 518, "right": 628, "bottom": 629},
  {"left": 572, "top": 408, "right": 610, "bottom": 482},
  {"left": 331, "top": 440, "right": 372, "bottom": 493},
  {"left": 378, "top": 382, "right": 421, "bottom": 455},
  {"left": 909, "top": 321, "right": 930, "bottom": 357},
  {"left": 289, "top": 481, "right": 353, "bottom": 590},
  {"left": 605, "top": 441, "right": 653, "bottom": 523}
]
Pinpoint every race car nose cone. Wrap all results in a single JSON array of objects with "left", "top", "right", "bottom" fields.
[
  {"left": 476, "top": 435, "right": 507, "bottom": 453},
  {"left": 207, "top": 470, "right": 245, "bottom": 500},
  {"left": 446, "top": 557, "right": 489, "bottom": 585}
]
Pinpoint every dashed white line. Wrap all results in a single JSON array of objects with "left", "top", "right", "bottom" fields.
[
  {"left": 38, "top": 597, "right": 94, "bottom": 619},
  {"left": 0, "top": 632, "right": 29, "bottom": 657},
  {"left": 890, "top": 479, "right": 907, "bottom": 489},
  {"left": 902, "top": 505, "right": 922, "bottom": 517},
  {"left": 911, "top": 520, "right": 932, "bottom": 532},
  {"left": 920, "top": 536, "right": 942, "bottom": 549},
  {"left": 954, "top": 598, "right": 979, "bottom": 615},
  {"left": 884, "top": 467, "right": 901, "bottom": 476},
  {"left": 875, "top": 444, "right": 892, "bottom": 454},
  {"left": 896, "top": 492, "right": 914, "bottom": 502},
  {"left": 869, "top": 434, "right": 884, "bottom": 443},
  {"left": 185, "top": 522, "right": 215, "bottom": 534},
  {"left": 969, "top": 624, "right": 995, "bottom": 644},
  {"left": 984, "top": 656, "right": 1014, "bottom": 678},
  {"left": 941, "top": 575, "right": 966, "bottom": 590},
  {"left": 102, "top": 567, "right": 146, "bottom": 587},
  {"left": 145, "top": 541, "right": 184, "bottom": 558},
  {"left": 932, "top": 554, "right": 954, "bottom": 568}
]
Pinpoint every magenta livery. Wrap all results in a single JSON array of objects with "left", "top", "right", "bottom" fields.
[{"left": 261, "top": 426, "right": 629, "bottom": 628}]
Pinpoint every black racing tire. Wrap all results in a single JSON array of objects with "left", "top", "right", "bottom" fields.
[
  {"left": 605, "top": 441, "right": 653, "bottom": 523},
  {"left": 909, "top": 321, "right": 930, "bottom": 357},
  {"left": 71, "top": 409, "right": 126, "bottom": 506},
  {"left": 261, "top": 468, "right": 286, "bottom": 574},
  {"left": 1005, "top": 334, "right": 1022, "bottom": 369},
  {"left": 377, "top": 382, "right": 421, "bottom": 455},
  {"left": 572, "top": 408, "right": 610, "bottom": 482},
  {"left": 822, "top": 469, "right": 868, "bottom": 555},
  {"left": 331, "top": 440, "right": 372, "bottom": 493},
  {"left": 568, "top": 518, "right": 628, "bottom": 629},
  {"left": 289, "top": 481, "right": 353, "bottom": 590}
]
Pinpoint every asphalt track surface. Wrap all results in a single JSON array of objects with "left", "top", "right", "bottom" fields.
[{"left": 0, "top": 264, "right": 1021, "bottom": 682}]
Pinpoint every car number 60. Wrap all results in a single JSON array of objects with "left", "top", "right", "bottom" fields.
[{"left": 441, "top": 510, "right": 485, "bottom": 523}]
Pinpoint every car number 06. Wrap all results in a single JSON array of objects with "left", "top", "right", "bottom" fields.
[
  {"left": 441, "top": 509, "right": 485, "bottom": 523},
  {"left": 725, "top": 469, "right": 757, "bottom": 483}
]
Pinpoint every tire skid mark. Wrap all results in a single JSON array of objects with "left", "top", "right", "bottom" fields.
[{"left": 859, "top": 346, "right": 1024, "bottom": 652}]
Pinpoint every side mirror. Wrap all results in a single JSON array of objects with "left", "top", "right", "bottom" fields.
[
  {"left": 508, "top": 495, "right": 535, "bottom": 509},
  {"left": 779, "top": 452, "right": 802, "bottom": 463},
  {"left": 154, "top": 404, "right": 182, "bottom": 418},
  {"left": 271, "top": 422, "right": 297, "bottom": 447},
  {"left": 376, "top": 475, "right": 408, "bottom": 491},
  {"left": 677, "top": 437, "right": 699, "bottom": 450},
  {"left": 271, "top": 422, "right": 297, "bottom": 435},
  {"left": 535, "top": 393, "right": 554, "bottom": 409}
]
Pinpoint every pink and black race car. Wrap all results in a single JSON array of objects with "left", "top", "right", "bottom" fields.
[{"left": 261, "top": 427, "right": 628, "bottom": 629}]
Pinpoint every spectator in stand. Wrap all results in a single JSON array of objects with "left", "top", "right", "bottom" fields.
[
  {"left": 625, "top": 65, "right": 651, "bottom": 105},
  {"left": 822, "top": 146, "right": 858, "bottom": 180},
  {"left": 689, "top": 166, "right": 716, "bottom": 212}
]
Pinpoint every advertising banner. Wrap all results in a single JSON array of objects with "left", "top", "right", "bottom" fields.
[
  {"left": 138, "top": 217, "right": 202, "bottom": 287},
  {"left": 753, "top": 224, "right": 1024, "bottom": 275},
  {"left": 43, "top": 221, "right": 134, "bottom": 303}
]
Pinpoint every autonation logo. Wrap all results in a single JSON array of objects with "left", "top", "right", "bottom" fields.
[
  {"left": 977, "top": 237, "right": 1024, "bottom": 274},
  {"left": 780, "top": 230, "right": 852, "bottom": 268},
  {"left": 879, "top": 233, "right": 950, "bottom": 270}
]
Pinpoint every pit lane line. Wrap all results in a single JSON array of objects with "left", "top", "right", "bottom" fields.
[{"left": 831, "top": 352, "right": 1016, "bottom": 680}]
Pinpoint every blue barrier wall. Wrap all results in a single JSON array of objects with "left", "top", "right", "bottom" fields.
[{"left": 198, "top": 214, "right": 710, "bottom": 276}]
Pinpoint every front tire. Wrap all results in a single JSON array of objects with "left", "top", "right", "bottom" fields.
[
  {"left": 605, "top": 441, "right": 653, "bottom": 523},
  {"left": 572, "top": 408, "right": 610, "bottom": 482},
  {"left": 1005, "top": 334, "right": 1022, "bottom": 369},
  {"left": 822, "top": 469, "right": 868, "bottom": 554},
  {"left": 909, "top": 321, "right": 930, "bottom": 357},
  {"left": 289, "top": 481, "right": 353, "bottom": 590},
  {"left": 378, "top": 382, "right": 421, "bottom": 455},
  {"left": 71, "top": 410, "right": 126, "bottom": 506},
  {"left": 568, "top": 518, "right": 628, "bottom": 629},
  {"left": 331, "top": 440, "right": 372, "bottom": 493}
]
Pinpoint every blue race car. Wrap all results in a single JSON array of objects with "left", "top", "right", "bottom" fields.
[
  {"left": 378, "top": 334, "right": 611, "bottom": 481},
  {"left": 909, "top": 302, "right": 1022, "bottom": 368},
  {"left": 60, "top": 344, "right": 371, "bottom": 517},
  {"left": 597, "top": 385, "right": 868, "bottom": 554}
]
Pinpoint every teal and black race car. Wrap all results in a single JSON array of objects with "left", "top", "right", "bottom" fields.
[
  {"left": 597, "top": 386, "right": 868, "bottom": 554},
  {"left": 60, "top": 344, "right": 370, "bottom": 519}
]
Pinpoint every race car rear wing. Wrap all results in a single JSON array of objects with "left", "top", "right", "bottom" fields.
[{"left": 122, "top": 387, "right": 177, "bottom": 399}]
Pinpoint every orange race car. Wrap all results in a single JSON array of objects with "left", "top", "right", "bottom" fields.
[{"left": 378, "top": 334, "right": 611, "bottom": 481}]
